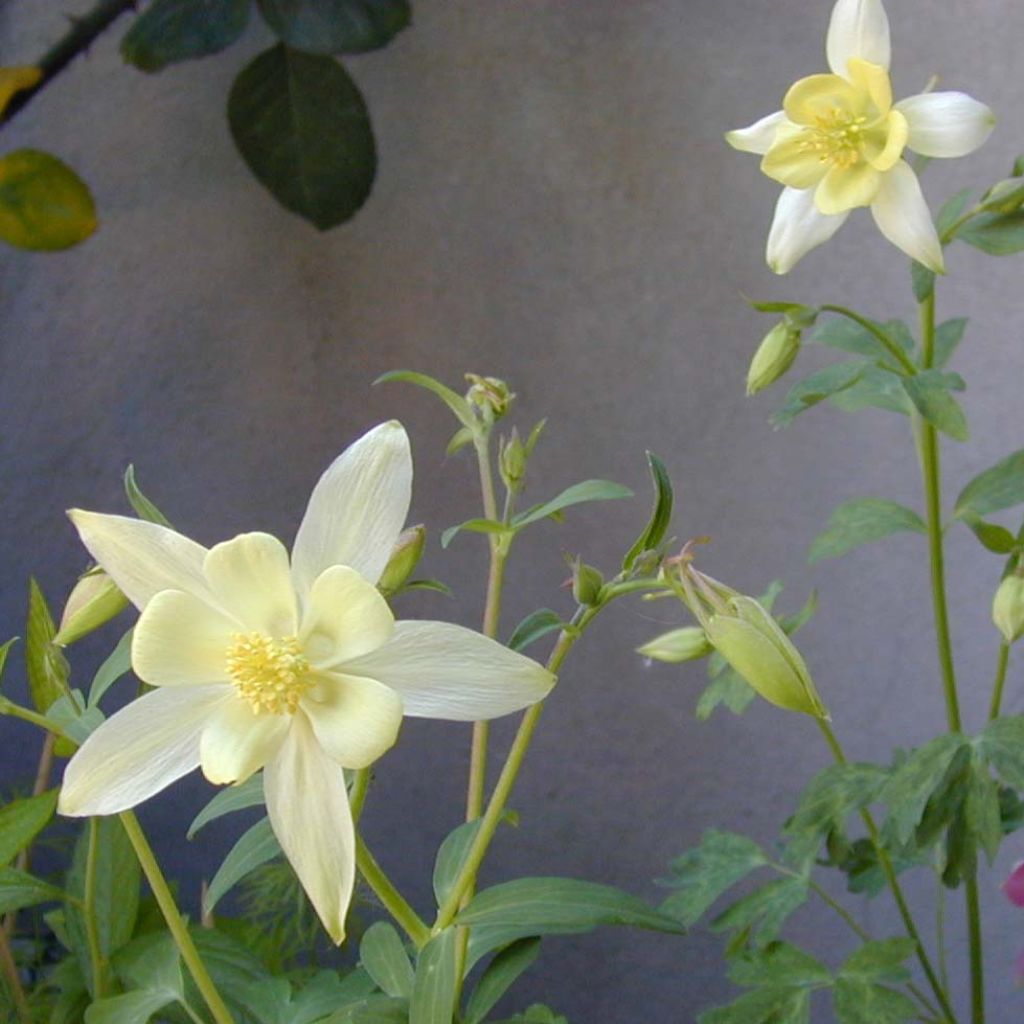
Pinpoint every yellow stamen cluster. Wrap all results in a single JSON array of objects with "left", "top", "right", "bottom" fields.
[
  {"left": 801, "top": 110, "right": 868, "bottom": 168},
  {"left": 226, "top": 632, "right": 311, "bottom": 715}
]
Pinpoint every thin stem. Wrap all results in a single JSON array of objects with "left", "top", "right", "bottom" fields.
[
  {"left": 936, "top": 876, "right": 950, "bottom": 995},
  {"left": 355, "top": 836, "right": 431, "bottom": 948},
  {"left": 987, "top": 643, "right": 1011, "bottom": 722},
  {"left": 0, "top": 699, "right": 68, "bottom": 736},
  {"left": 0, "top": 926, "right": 31, "bottom": 1024},
  {"left": 965, "top": 877, "right": 985, "bottom": 1024},
  {"left": 819, "top": 304, "right": 918, "bottom": 375},
  {"left": 83, "top": 819, "right": 106, "bottom": 998},
  {"left": 119, "top": 812, "right": 235, "bottom": 1024},
  {"left": 349, "top": 768, "right": 371, "bottom": 826}
]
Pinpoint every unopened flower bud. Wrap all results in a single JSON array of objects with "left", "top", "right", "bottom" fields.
[
  {"left": 571, "top": 561, "right": 604, "bottom": 606},
  {"left": 499, "top": 430, "right": 527, "bottom": 490},
  {"left": 747, "top": 322, "right": 801, "bottom": 396},
  {"left": 465, "top": 374, "right": 515, "bottom": 422},
  {"left": 637, "top": 626, "right": 712, "bottom": 664},
  {"left": 378, "top": 525, "right": 426, "bottom": 597},
  {"left": 993, "top": 573, "right": 1024, "bottom": 644},
  {"left": 982, "top": 178, "right": 1024, "bottom": 214},
  {"left": 706, "top": 595, "right": 827, "bottom": 718},
  {"left": 54, "top": 570, "right": 128, "bottom": 646}
]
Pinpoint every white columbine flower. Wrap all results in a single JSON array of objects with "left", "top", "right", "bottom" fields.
[
  {"left": 58, "top": 422, "right": 554, "bottom": 943},
  {"left": 727, "top": 0, "right": 994, "bottom": 274}
]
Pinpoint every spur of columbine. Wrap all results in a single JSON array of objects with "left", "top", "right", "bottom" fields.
[
  {"left": 57, "top": 422, "right": 555, "bottom": 943},
  {"left": 727, "top": 0, "right": 993, "bottom": 274}
]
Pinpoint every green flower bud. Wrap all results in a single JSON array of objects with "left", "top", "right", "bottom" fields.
[
  {"left": 981, "top": 178, "right": 1024, "bottom": 214},
  {"left": 637, "top": 626, "right": 712, "bottom": 664},
  {"left": 746, "top": 322, "right": 801, "bottom": 396},
  {"left": 54, "top": 569, "right": 128, "bottom": 646},
  {"left": 465, "top": 374, "right": 515, "bottom": 422},
  {"left": 499, "top": 429, "right": 527, "bottom": 491},
  {"left": 378, "top": 525, "right": 426, "bottom": 597},
  {"left": 706, "top": 595, "right": 828, "bottom": 718},
  {"left": 993, "top": 573, "right": 1024, "bottom": 644},
  {"left": 571, "top": 561, "right": 604, "bottom": 606}
]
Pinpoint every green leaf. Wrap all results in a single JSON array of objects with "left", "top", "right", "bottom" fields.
[
  {"left": 258, "top": 0, "right": 411, "bottom": 55},
  {"left": 808, "top": 499, "right": 926, "bottom": 564},
  {"left": 440, "top": 518, "right": 506, "bottom": 549},
  {"left": 465, "top": 938, "right": 541, "bottom": 1024},
  {"left": 409, "top": 928, "right": 457, "bottom": 1024},
  {"left": 955, "top": 448, "right": 1024, "bottom": 519},
  {"left": 0, "top": 866, "right": 65, "bottom": 913},
  {"left": 88, "top": 629, "right": 134, "bottom": 707},
  {"left": 432, "top": 819, "right": 481, "bottom": 907},
  {"left": 711, "top": 876, "right": 809, "bottom": 947},
  {"left": 0, "top": 636, "right": 16, "bottom": 684},
  {"left": 957, "top": 210, "right": 1024, "bottom": 255},
  {"left": 45, "top": 690, "right": 104, "bottom": 745},
  {"left": 188, "top": 772, "right": 265, "bottom": 837},
  {"left": 397, "top": 578, "right": 452, "bottom": 598},
  {"left": 491, "top": 1006, "right": 567, "bottom": 1024},
  {"left": 124, "top": 465, "right": 173, "bottom": 526},
  {"left": 960, "top": 514, "right": 1018, "bottom": 554},
  {"left": 508, "top": 609, "right": 563, "bottom": 653},
  {"left": 83, "top": 989, "right": 176, "bottom": 1024},
  {"left": 977, "top": 716, "right": 1024, "bottom": 789},
  {"left": 828, "top": 366, "right": 912, "bottom": 417},
  {"left": 121, "top": 0, "right": 250, "bottom": 72},
  {"left": 113, "top": 930, "right": 184, "bottom": 997},
  {"left": 0, "top": 789, "right": 57, "bottom": 865},
  {"left": 910, "top": 261, "right": 934, "bottom": 302},
  {"left": 832, "top": 977, "right": 917, "bottom": 1024},
  {"left": 841, "top": 938, "right": 915, "bottom": 983},
  {"left": 811, "top": 319, "right": 887, "bottom": 359},
  {"left": 228, "top": 44, "right": 376, "bottom": 230},
  {"left": 359, "top": 922, "right": 414, "bottom": 999},
  {"left": 696, "top": 669, "right": 757, "bottom": 720},
  {"left": 0, "top": 149, "right": 96, "bottom": 250},
  {"left": 374, "top": 370, "right": 476, "bottom": 430},
  {"left": 622, "top": 451, "right": 673, "bottom": 571},
  {"left": 317, "top": 996, "right": 410, "bottom": 1023},
  {"left": 187, "top": 927, "right": 279, "bottom": 1020},
  {"left": 512, "top": 479, "right": 633, "bottom": 529},
  {"left": 936, "top": 188, "right": 971, "bottom": 236},
  {"left": 934, "top": 318, "right": 968, "bottom": 367},
  {"left": 204, "top": 817, "right": 281, "bottom": 915},
  {"left": 777, "top": 590, "right": 818, "bottom": 635},
  {"left": 728, "top": 941, "right": 831, "bottom": 989},
  {"left": 26, "top": 577, "right": 69, "bottom": 712},
  {"left": 965, "top": 756, "right": 1002, "bottom": 865},
  {"left": 445, "top": 426, "right": 474, "bottom": 456},
  {"left": 901, "top": 370, "right": 969, "bottom": 442},
  {"left": 659, "top": 831, "right": 767, "bottom": 928},
  {"left": 771, "top": 362, "right": 866, "bottom": 427},
  {"left": 700, "top": 988, "right": 811, "bottom": 1024}
]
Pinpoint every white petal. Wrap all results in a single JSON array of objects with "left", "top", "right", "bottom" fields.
[
  {"left": 341, "top": 621, "right": 556, "bottom": 721},
  {"left": 204, "top": 533, "right": 298, "bottom": 636},
  {"left": 766, "top": 187, "right": 849, "bottom": 274},
  {"left": 291, "top": 422, "right": 412, "bottom": 598},
  {"left": 301, "top": 673, "right": 404, "bottom": 769},
  {"left": 895, "top": 92, "right": 995, "bottom": 158},
  {"left": 264, "top": 716, "right": 355, "bottom": 944},
  {"left": 199, "top": 698, "right": 290, "bottom": 784},
  {"left": 725, "top": 111, "right": 787, "bottom": 155},
  {"left": 58, "top": 685, "right": 228, "bottom": 817},
  {"left": 300, "top": 566, "right": 395, "bottom": 668},
  {"left": 133, "top": 590, "right": 236, "bottom": 686},
  {"left": 827, "top": 0, "right": 891, "bottom": 75},
  {"left": 68, "top": 510, "right": 211, "bottom": 611},
  {"left": 870, "top": 161, "right": 944, "bottom": 273}
]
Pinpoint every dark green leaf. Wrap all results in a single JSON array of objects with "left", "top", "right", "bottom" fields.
[
  {"left": 82, "top": 989, "right": 177, "bottom": 1024},
  {"left": 360, "top": 922, "right": 414, "bottom": 999},
  {"left": 832, "top": 977, "right": 917, "bottom": 1024},
  {"left": 910, "top": 261, "right": 934, "bottom": 302},
  {"left": 696, "top": 669, "right": 757, "bottom": 720},
  {"left": 188, "top": 773, "right": 265, "bottom": 838},
  {"left": 955, "top": 448, "right": 1024, "bottom": 519},
  {"left": 622, "top": 451, "right": 673, "bottom": 571},
  {"left": 0, "top": 867, "right": 65, "bottom": 913},
  {"left": 808, "top": 499, "right": 925, "bottom": 564},
  {"left": 204, "top": 817, "right": 282, "bottom": 914},
  {"left": 828, "top": 366, "right": 912, "bottom": 416},
  {"left": 978, "top": 716, "right": 1024, "bottom": 789},
  {"left": 960, "top": 514, "right": 1018, "bottom": 554},
  {"left": 317, "top": 996, "right": 410, "bottom": 1024},
  {"left": 465, "top": 938, "right": 541, "bottom": 1024},
  {"left": 491, "top": 1006, "right": 567, "bottom": 1024},
  {"left": 512, "top": 479, "right": 633, "bottom": 529},
  {"left": 934, "top": 318, "right": 968, "bottom": 367},
  {"left": 186, "top": 926, "right": 278, "bottom": 1019},
  {"left": 440, "top": 518, "right": 506, "bottom": 549},
  {"left": 121, "top": 0, "right": 250, "bottom": 72},
  {"left": 966, "top": 757, "right": 1002, "bottom": 865},
  {"left": 375, "top": 370, "right": 477, "bottom": 430},
  {"left": 110, "top": 929, "right": 183, "bottom": 999},
  {"left": 258, "top": 0, "right": 410, "bottom": 55},
  {"left": 936, "top": 188, "right": 971, "bottom": 236},
  {"left": 902, "top": 370, "right": 968, "bottom": 441},
  {"left": 700, "top": 987, "right": 810, "bottom": 1024},
  {"left": 0, "top": 149, "right": 96, "bottom": 250},
  {"left": 508, "top": 609, "right": 563, "bottom": 653},
  {"left": 0, "top": 789, "right": 57, "bottom": 865},
  {"left": 771, "top": 362, "right": 866, "bottom": 427},
  {"left": 26, "top": 577, "right": 69, "bottom": 713},
  {"left": 840, "top": 938, "right": 914, "bottom": 984},
  {"left": 396, "top": 578, "right": 452, "bottom": 598},
  {"left": 711, "top": 876, "right": 809, "bottom": 947},
  {"left": 123, "top": 465, "right": 173, "bottom": 527},
  {"left": 957, "top": 210, "right": 1024, "bottom": 255},
  {"left": 728, "top": 941, "right": 831, "bottom": 989},
  {"left": 88, "top": 629, "right": 134, "bottom": 707},
  {"left": 229, "top": 45, "right": 376, "bottom": 230},
  {"left": 432, "top": 819, "right": 481, "bottom": 908},
  {"left": 409, "top": 928, "right": 457, "bottom": 1024}
]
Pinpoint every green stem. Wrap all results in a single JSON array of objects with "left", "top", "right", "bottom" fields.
[
  {"left": 0, "top": 925, "right": 31, "bottom": 1024},
  {"left": 936, "top": 876, "right": 950, "bottom": 996},
  {"left": 987, "top": 644, "right": 1011, "bottom": 722},
  {"left": 0, "top": 698, "right": 68, "bottom": 736},
  {"left": 355, "top": 836, "right": 431, "bottom": 948},
  {"left": 84, "top": 818, "right": 106, "bottom": 998},
  {"left": 817, "top": 721, "right": 957, "bottom": 1023},
  {"left": 119, "top": 812, "right": 235, "bottom": 1024},
  {"left": 820, "top": 304, "right": 918, "bottom": 375},
  {"left": 349, "top": 768, "right": 370, "bottom": 825},
  {"left": 965, "top": 877, "right": 985, "bottom": 1024}
]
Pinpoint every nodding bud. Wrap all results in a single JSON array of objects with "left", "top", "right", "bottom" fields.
[
  {"left": 465, "top": 374, "right": 515, "bottom": 422},
  {"left": 706, "top": 595, "right": 828, "bottom": 719},
  {"left": 993, "top": 573, "right": 1024, "bottom": 645},
  {"left": 378, "top": 525, "right": 426, "bottom": 597},
  {"left": 747, "top": 321, "right": 801, "bottom": 396},
  {"left": 54, "top": 570, "right": 128, "bottom": 646},
  {"left": 637, "top": 626, "right": 712, "bottom": 664}
]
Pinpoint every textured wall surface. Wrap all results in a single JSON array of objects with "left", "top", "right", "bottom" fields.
[{"left": 2, "top": 1, "right": 1024, "bottom": 1019}]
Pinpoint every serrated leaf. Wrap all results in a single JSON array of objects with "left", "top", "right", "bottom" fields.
[
  {"left": 409, "top": 927, "right": 456, "bottom": 1024},
  {"left": 772, "top": 362, "right": 866, "bottom": 427},
  {"left": 910, "top": 261, "right": 934, "bottom": 302},
  {"left": 360, "top": 922, "right": 414, "bottom": 999},
  {"left": 229, "top": 44, "right": 375, "bottom": 230},
  {"left": 902, "top": 370, "right": 969, "bottom": 441},
  {"left": 978, "top": 716, "right": 1024, "bottom": 789},
  {"left": 934, "top": 317, "right": 968, "bottom": 368},
  {"left": 258, "top": 0, "right": 410, "bottom": 55},
  {"left": 808, "top": 499, "right": 926, "bottom": 564},
  {"left": 121, "top": 0, "right": 250, "bottom": 72},
  {"left": 832, "top": 976, "right": 916, "bottom": 1024},
  {"left": 828, "top": 366, "right": 912, "bottom": 416},
  {"left": 711, "top": 876, "right": 809, "bottom": 947},
  {"left": 696, "top": 670, "right": 757, "bottom": 720},
  {"left": 187, "top": 772, "right": 265, "bottom": 838},
  {"left": 0, "top": 149, "right": 96, "bottom": 250},
  {"left": 0, "top": 789, "right": 57, "bottom": 865},
  {"left": 955, "top": 449, "right": 1024, "bottom": 519},
  {"left": 622, "top": 451, "right": 673, "bottom": 571},
  {"left": 465, "top": 938, "right": 541, "bottom": 1024},
  {"left": 0, "top": 867, "right": 65, "bottom": 913},
  {"left": 26, "top": 578, "right": 69, "bottom": 712},
  {"left": 840, "top": 938, "right": 915, "bottom": 983},
  {"left": 660, "top": 831, "right": 767, "bottom": 928},
  {"left": 204, "top": 817, "right": 281, "bottom": 915},
  {"left": 123, "top": 465, "right": 173, "bottom": 527},
  {"left": 440, "top": 518, "right": 506, "bottom": 549},
  {"left": 937, "top": 188, "right": 971, "bottom": 236},
  {"left": 728, "top": 941, "right": 831, "bottom": 989},
  {"left": 508, "top": 609, "right": 563, "bottom": 653},
  {"left": 512, "top": 479, "right": 633, "bottom": 529},
  {"left": 88, "top": 629, "right": 134, "bottom": 707},
  {"left": 432, "top": 819, "right": 481, "bottom": 907},
  {"left": 957, "top": 210, "right": 1024, "bottom": 255},
  {"left": 375, "top": 370, "right": 476, "bottom": 430}
]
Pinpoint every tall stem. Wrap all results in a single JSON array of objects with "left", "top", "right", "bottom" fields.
[
  {"left": 987, "top": 644, "right": 1011, "bottom": 722},
  {"left": 83, "top": 819, "right": 106, "bottom": 998},
  {"left": 355, "top": 836, "right": 431, "bottom": 948}
]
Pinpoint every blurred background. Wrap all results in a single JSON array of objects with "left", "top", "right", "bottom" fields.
[{"left": 2, "top": 0, "right": 1024, "bottom": 1019}]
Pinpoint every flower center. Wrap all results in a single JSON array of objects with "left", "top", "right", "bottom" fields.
[
  {"left": 801, "top": 109, "right": 868, "bottom": 168},
  {"left": 225, "top": 632, "right": 311, "bottom": 715}
]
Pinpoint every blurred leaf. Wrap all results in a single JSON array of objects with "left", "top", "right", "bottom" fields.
[
  {"left": 696, "top": 669, "right": 757, "bottom": 720},
  {"left": 0, "top": 66, "right": 41, "bottom": 116},
  {"left": 772, "top": 362, "right": 865, "bottom": 427},
  {"left": 936, "top": 188, "right": 971, "bottom": 236},
  {"left": 204, "top": 816, "right": 281, "bottom": 915},
  {"left": 901, "top": 370, "right": 968, "bottom": 442},
  {"left": 88, "top": 629, "right": 134, "bottom": 707},
  {"left": 317, "top": 996, "right": 409, "bottom": 1023},
  {"left": 188, "top": 772, "right": 265, "bottom": 837},
  {"left": 492, "top": 1006, "right": 567, "bottom": 1024},
  {"left": 955, "top": 448, "right": 1024, "bottom": 519},
  {"left": 375, "top": 371, "right": 476, "bottom": 430},
  {"left": 465, "top": 938, "right": 541, "bottom": 1024},
  {"left": 910, "top": 261, "right": 934, "bottom": 302},
  {"left": 934, "top": 317, "right": 968, "bottom": 367},
  {"left": 0, "top": 789, "right": 57, "bottom": 865},
  {"left": 957, "top": 210, "right": 1024, "bottom": 254},
  {"left": 440, "top": 518, "right": 506, "bottom": 549},
  {"left": 700, "top": 987, "right": 811, "bottom": 1024},
  {"left": 26, "top": 577, "right": 70, "bottom": 712},
  {"left": 728, "top": 941, "right": 830, "bottom": 989},
  {"left": 0, "top": 866, "right": 65, "bottom": 913},
  {"left": 622, "top": 451, "right": 673, "bottom": 571},
  {"left": 123, "top": 465, "right": 173, "bottom": 526},
  {"left": 832, "top": 977, "right": 916, "bottom": 1024},
  {"left": 508, "top": 609, "right": 563, "bottom": 653},
  {"left": 359, "top": 922, "right": 414, "bottom": 999},
  {"left": 808, "top": 498, "right": 925, "bottom": 564},
  {"left": 258, "top": 0, "right": 410, "bottom": 54},
  {"left": 229, "top": 44, "right": 375, "bottom": 229},
  {"left": 828, "top": 366, "right": 912, "bottom": 416},
  {"left": 0, "top": 149, "right": 96, "bottom": 250},
  {"left": 978, "top": 716, "right": 1024, "bottom": 789},
  {"left": 121, "top": 0, "right": 250, "bottom": 72},
  {"left": 960, "top": 514, "right": 1018, "bottom": 554},
  {"left": 711, "top": 876, "right": 809, "bottom": 947},
  {"left": 512, "top": 479, "right": 632, "bottom": 528},
  {"left": 409, "top": 928, "right": 457, "bottom": 1024}
]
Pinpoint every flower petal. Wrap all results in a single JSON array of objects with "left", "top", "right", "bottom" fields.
[
  {"left": 68, "top": 510, "right": 211, "bottom": 611},
  {"left": 264, "top": 716, "right": 355, "bottom": 944},
  {"left": 204, "top": 532, "right": 297, "bottom": 636},
  {"left": 783, "top": 74, "right": 861, "bottom": 125},
  {"left": 867, "top": 109, "right": 908, "bottom": 171},
  {"left": 870, "top": 160, "right": 944, "bottom": 273},
  {"left": 300, "top": 565, "right": 395, "bottom": 668},
  {"left": 58, "top": 685, "right": 228, "bottom": 816},
  {"left": 815, "top": 161, "right": 881, "bottom": 214},
  {"left": 827, "top": 0, "right": 891, "bottom": 75},
  {"left": 291, "top": 422, "right": 412, "bottom": 598},
  {"left": 766, "top": 186, "right": 850, "bottom": 274},
  {"left": 199, "top": 698, "right": 290, "bottom": 784},
  {"left": 341, "top": 621, "right": 555, "bottom": 721},
  {"left": 302, "top": 672, "right": 404, "bottom": 769},
  {"left": 761, "top": 125, "right": 829, "bottom": 191},
  {"left": 895, "top": 92, "right": 996, "bottom": 158},
  {"left": 725, "top": 110, "right": 787, "bottom": 155},
  {"left": 846, "top": 56, "right": 891, "bottom": 114}
]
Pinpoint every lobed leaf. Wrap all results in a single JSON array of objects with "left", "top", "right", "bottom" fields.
[
  {"left": 771, "top": 362, "right": 866, "bottom": 427},
  {"left": 711, "top": 876, "right": 809, "bottom": 948},
  {"left": 808, "top": 498, "right": 925, "bottom": 564},
  {"left": 901, "top": 370, "right": 969, "bottom": 442},
  {"left": 957, "top": 210, "right": 1024, "bottom": 255}
]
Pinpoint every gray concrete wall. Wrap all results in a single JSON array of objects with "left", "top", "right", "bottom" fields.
[{"left": 2, "top": 1, "right": 1024, "bottom": 1019}]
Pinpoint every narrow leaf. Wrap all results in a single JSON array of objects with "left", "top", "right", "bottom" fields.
[
  {"left": 934, "top": 318, "right": 968, "bottom": 368},
  {"left": 121, "top": 0, "right": 250, "bottom": 72},
  {"left": 771, "top": 362, "right": 866, "bottom": 427},
  {"left": 83, "top": 989, "right": 176, "bottom": 1024},
  {"left": 622, "top": 452, "right": 673, "bottom": 571},
  {"left": 910, "top": 261, "right": 934, "bottom": 302},
  {"left": 204, "top": 817, "right": 281, "bottom": 914},
  {"left": 409, "top": 928, "right": 457, "bottom": 1024},
  {"left": 88, "top": 629, "right": 134, "bottom": 707},
  {"left": 375, "top": 370, "right": 476, "bottom": 430},
  {"left": 955, "top": 448, "right": 1024, "bottom": 519},
  {"left": 0, "top": 789, "right": 58, "bottom": 865},
  {"left": 360, "top": 922, "right": 414, "bottom": 999},
  {"left": 124, "top": 465, "right": 173, "bottom": 526},
  {"left": 187, "top": 773, "right": 265, "bottom": 838},
  {"left": 25, "top": 578, "right": 69, "bottom": 713},
  {"left": 440, "top": 518, "right": 506, "bottom": 549},
  {"left": 512, "top": 479, "right": 633, "bottom": 528},
  {"left": 465, "top": 938, "right": 541, "bottom": 1024},
  {"left": 808, "top": 499, "right": 925, "bottom": 564},
  {"left": 508, "top": 609, "right": 563, "bottom": 653},
  {"left": 0, "top": 867, "right": 65, "bottom": 913},
  {"left": 902, "top": 371, "right": 969, "bottom": 442},
  {"left": 432, "top": 819, "right": 481, "bottom": 907}
]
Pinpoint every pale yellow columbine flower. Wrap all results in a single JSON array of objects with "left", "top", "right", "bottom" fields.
[
  {"left": 57, "top": 422, "right": 555, "bottom": 943},
  {"left": 727, "top": 0, "right": 994, "bottom": 274}
]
